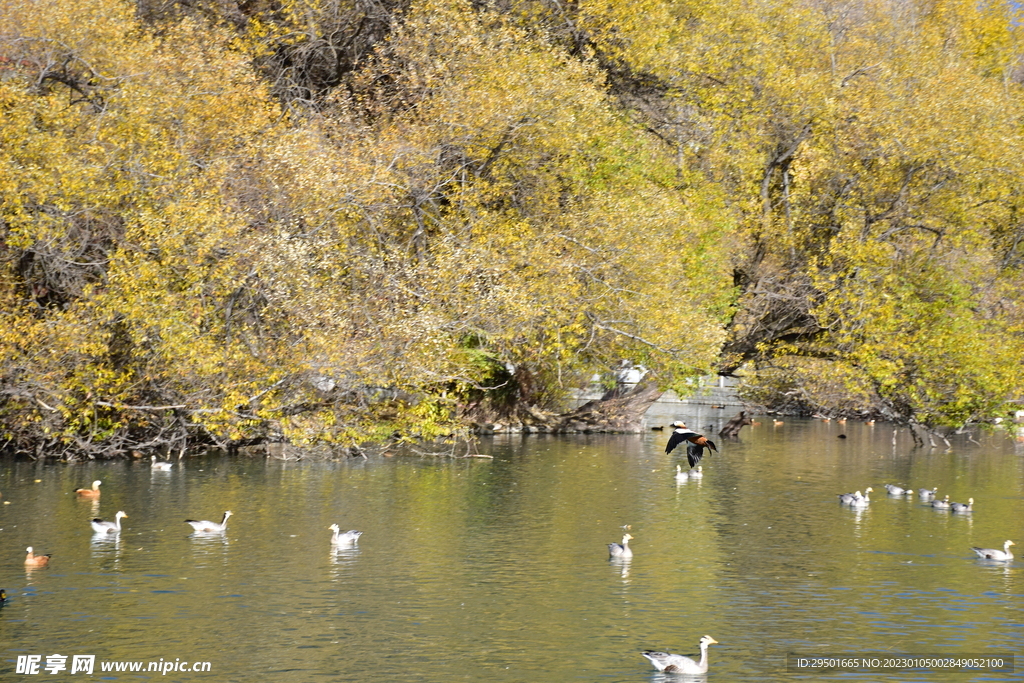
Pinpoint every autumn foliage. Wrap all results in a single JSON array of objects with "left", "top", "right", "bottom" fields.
[{"left": 1, "top": 0, "right": 1022, "bottom": 457}]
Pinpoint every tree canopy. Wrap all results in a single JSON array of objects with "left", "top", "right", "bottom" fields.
[{"left": 1, "top": 0, "right": 1022, "bottom": 457}]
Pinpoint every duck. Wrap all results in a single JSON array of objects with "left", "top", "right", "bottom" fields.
[
  {"left": 883, "top": 484, "right": 908, "bottom": 496},
  {"left": 665, "top": 422, "right": 718, "bottom": 467},
  {"left": 150, "top": 456, "right": 173, "bottom": 471},
  {"left": 329, "top": 524, "right": 363, "bottom": 546},
  {"left": 689, "top": 465, "right": 704, "bottom": 479},
  {"left": 970, "top": 540, "right": 1015, "bottom": 561},
  {"left": 185, "top": 511, "right": 232, "bottom": 532},
  {"left": 674, "top": 465, "right": 689, "bottom": 484},
  {"left": 24, "top": 547, "right": 51, "bottom": 567},
  {"left": 641, "top": 636, "right": 719, "bottom": 674},
  {"left": 90, "top": 511, "right": 127, "bottom": 534},
  {"left": 950, "top": 497, "right": 974, "bottom": 513},
  {"left": 608, "top": 533, "right": 633, "bottom": 559},
  {"left": 931, "top": 495, "right": 951, "bottom": 509},
  {"left": 917, "top": 487, "right": 938, "bottom": 500},
  {"left": 74, "top": 480, "right": 102, "bottom": 497}
]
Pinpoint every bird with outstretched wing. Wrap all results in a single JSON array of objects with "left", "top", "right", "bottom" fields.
[{"left": 665, "top": 421, "right": 718, "bottom": 468}]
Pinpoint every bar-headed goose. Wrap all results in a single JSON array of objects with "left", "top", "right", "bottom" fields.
[
  {"left": 329, "top": 524, "right": 362, "bottom": 545},
  {"left": 689, "top": 465, "right": 704, "bottom": 479},
  {"left": 608, "top": 533, "right": 633, "bottom": 558},
  {"left": 970, "top": 540, "right": 1014, "bottom": 561},
  {"left": 185, "top": 511, "right": 232, "bottom": 532},
  {"left": 91, "top": 511, "right": 127, "bottom": 534},
  {"left": 931, "top": 495, "right": 951, "bottom": 509},
  {"left": 74, "top": 480, "right": 102, "bottom": 497},
  {"left": 848, "top": 490, "right": 870, "bottom": 508},
  {"left": 918, "top": 487, "right": 938, "bottom": 500},
  {"left": 839, "top": 487, "right": 872, "bottom": 505},
  {"left": 950, "top": 498, "right": 973, "bottom": 513},
  {"left": 884, "top": 484, "right": 909, "bottom": 495},
  {"left": 151, "top": 456, "right": 173, "bottom": 471},
  {"left": 24, "top": 547, "right": 51, "bottom": 567},
  {"left": 642, "top": 635, "right": 719, "bottom": 674}
]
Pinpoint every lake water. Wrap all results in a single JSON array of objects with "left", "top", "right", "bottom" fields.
[{"left": 1, "top": 406, "right": 1022, "bottom": 681}]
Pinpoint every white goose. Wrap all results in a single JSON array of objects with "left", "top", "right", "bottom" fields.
[
  {"left": 674, "top": 465, "right": 689, "bottom": 484},
  {"left": 329, "top": 524, "right": 362, "bottom": 546},
  {"left": 91, "top": 511, "right": 127, "bottom": 534},
  {"left": 185, "top": 511, "right": 232, "bottom": 532},
  {"left": 608, "top": 533, "right": 633, "bottom": 559},
  {"left": 970, "top": 540, "right": 1015, "bottom": 561},
  {"left": 642, "top": 635, "right": 719, "bottom": 674},
  {"left": 689, "top": 465, "right": 704, "bottom": 479},
  {"left": 151, "top": 456, "right": 173, "bottom": 471}
]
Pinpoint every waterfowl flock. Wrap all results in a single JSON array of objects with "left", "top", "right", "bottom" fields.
[
  {"left": 4, "top": 418, "right": 1019, "bottom": 678},
  {"left": 10, "top": 478, "right": 362, "bottom": 578}
]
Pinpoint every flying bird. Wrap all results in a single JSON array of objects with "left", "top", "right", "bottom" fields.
[{"left": 665, "top": 422, "right": 718, "bottom": 467}]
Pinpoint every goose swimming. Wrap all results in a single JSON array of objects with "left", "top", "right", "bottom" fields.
[
  {"left": 970, "top": 540, "right": 1014, "bottom": 561},
  {"left": 839, "top": 487, "right": 872, "bottom": 505},
  {"left": 642, "top": 635, "right": 719, "bottom": 674},
  {"left": 665, "top": 422, "right": 718, "bottom": 468},
  {"left": 151, "top": 456, "right": 173, "bottom": 471},
  {"left": 931, "top": 495, "right": 951, "bottom": 509},
  {"left": 950, "top": 498, "right": 973, "bottom": 513},
  {"left": 90, "top": 511, "right": 127, "bottom": 534},
  {"left": 185, "top": 511, "right": 232, "bottom": 532},
  {"left": 329, "top": 524, "right": 362, "bottom": 546},
  {"left": 608, "top": 533, "right": 633, "bottom": 559},
  {"left": 674, "top": 465, "right": 689, "bottom": 484},
  {"left": 848, "top": 490, "right": 870, "bottom": 508},
  {"left": 689, "top": 465, "right": 704, "bottom": 479},
  {"left": 918, "top": 487, "right": 938, "bottom": 500},
  {"left": 884, "top": 484, "right": 909, "bottom": 496}
]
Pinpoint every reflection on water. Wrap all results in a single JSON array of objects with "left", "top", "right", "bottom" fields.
[{"left": 0, "top": 411, "right": 1022, "bottom": 681}]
